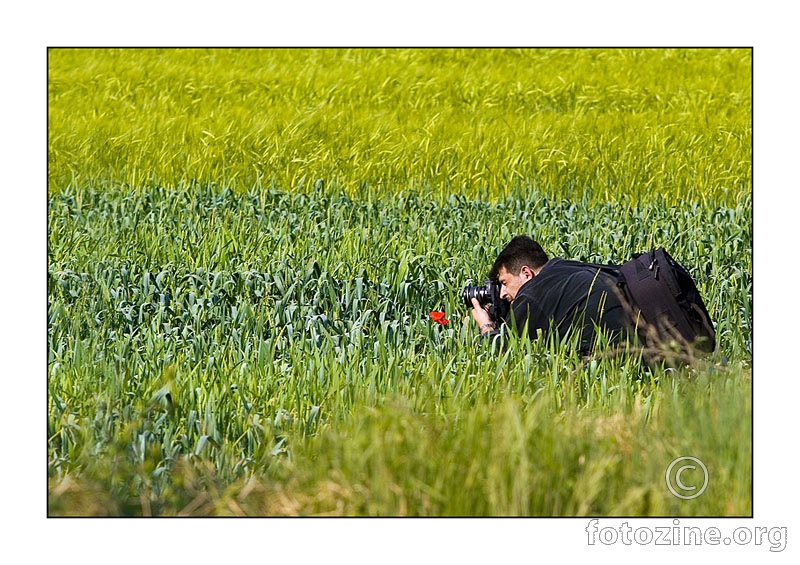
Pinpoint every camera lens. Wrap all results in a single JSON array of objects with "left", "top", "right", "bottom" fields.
[
  {"left": 462, "top": 282, "right": 491, "bottom": 308},
  {"left": 462, "top": 286, "right": 474, "bottom": 308}
]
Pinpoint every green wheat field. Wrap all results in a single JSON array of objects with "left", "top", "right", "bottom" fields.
[{"left": 47, "top": 48, "right": 752, "bottom": 516}]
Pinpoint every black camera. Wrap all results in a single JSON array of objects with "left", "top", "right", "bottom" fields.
[
  {"left": 462, "top": 280, "right": 499, "bottom": 308},
  {"left": 462, "top": 280, "right": 510, "bottom": 324}
]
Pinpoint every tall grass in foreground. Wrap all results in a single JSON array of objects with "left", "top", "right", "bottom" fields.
[{"left": 49, "top": 360, "right": 751, "bottom": 517}]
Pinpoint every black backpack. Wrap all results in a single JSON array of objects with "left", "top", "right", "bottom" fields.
[{"left": 593, "top": 248, "right": 716, "bottom": 357}]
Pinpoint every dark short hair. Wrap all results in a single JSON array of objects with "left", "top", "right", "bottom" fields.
[{"left": 488, "top": 235, "right": 549, "bottom": 280}]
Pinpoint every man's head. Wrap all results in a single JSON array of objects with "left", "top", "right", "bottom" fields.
[{"left": 488, "top": 235, "right": 548, "bottom": 302}]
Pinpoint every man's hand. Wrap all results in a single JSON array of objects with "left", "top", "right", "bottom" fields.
[{"left": 470, "top": 298, "right": 495, "bottom": 335}]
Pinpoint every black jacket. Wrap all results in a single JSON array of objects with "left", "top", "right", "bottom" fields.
[{"left": 484, "top": 258, "right": 627, "bottom": 355}]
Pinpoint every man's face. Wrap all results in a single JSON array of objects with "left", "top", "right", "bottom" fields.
[{"left": 497, "top": 265, "right": 532, "bottom": 302}]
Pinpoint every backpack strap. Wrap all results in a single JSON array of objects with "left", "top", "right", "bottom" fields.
[{"left": 563, "top": 259, "right": 621, "bottom": 276}]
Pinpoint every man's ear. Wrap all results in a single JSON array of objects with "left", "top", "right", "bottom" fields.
[{"left": 520, "top": 265, "right": 535, "bottom": 280}]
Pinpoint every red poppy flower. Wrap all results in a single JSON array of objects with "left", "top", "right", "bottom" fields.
[{"left": 429, "top": 311, "right": 449, "bottom": 325}]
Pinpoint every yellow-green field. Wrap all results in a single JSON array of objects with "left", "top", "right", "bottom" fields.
[{"left": 48, "top": 48, "right": 752, "bottom": 516}]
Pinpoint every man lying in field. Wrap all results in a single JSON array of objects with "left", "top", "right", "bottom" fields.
[{"left": 469, "top": 235, "right": 628, "bottom": 356}]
